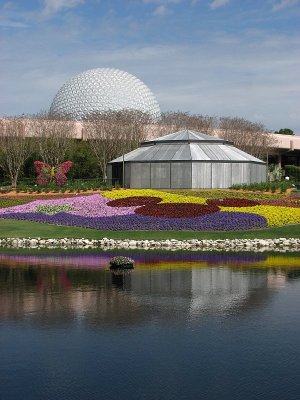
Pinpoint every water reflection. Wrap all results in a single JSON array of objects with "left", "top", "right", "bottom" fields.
[
  {"left": 0, "top": 250, "right": 299, "bottom": 327},
  {"left": 1, "top": 248, "right": 300, "bottom": 269}
]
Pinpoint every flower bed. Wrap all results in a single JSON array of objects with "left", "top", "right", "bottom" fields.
[
  {"left": 134, "top": 203, "right": 220, "bottom": 218},
  {"left": 259, "top": 198, "right": 300, "bottom": 208},
  {"left": 165, "top": 189, "right": 286, "bottom": 201},
  {"left": 206, "top": 198, "right": 260, "bottom": 207},
  {"left": 0, "top": 190, "right": 299, "bottom": 231},
  {"left": 0, "top": 210, "right": 267, "bottom": 231},
  {"left": 107, "top": 196, "right": 162, "bottom": 207},
  {"left": 109, "top": 256, "right": 134, "bottom": 270},
  {"left": 220, "top": 205, "right": 300, "bottom": 227},
  {"left": 102, "top": 189, "right": 207, "bottom": 204},
  {"left": 0, "top": 194, "right": 136, "bottom": 218}
]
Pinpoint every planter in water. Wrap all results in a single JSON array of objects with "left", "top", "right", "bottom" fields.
[{"left": 109, "top": 256, "right": 134, "bottom": 270}]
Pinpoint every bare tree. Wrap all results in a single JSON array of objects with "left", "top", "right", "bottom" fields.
[
  {"left": 0, "top": 117, "right": 34, "bottom": 188},
  {"left": 218, "top": 117, "right": 277, "bottom": 160},
  {"left": 151, "top": 112, "right": 276, "bottom": 160},
  {"left": 86, "top": 110, "right": 149, "bottom": 179},
  {"left": 30, "top": 111, "right": 76, "bottom": 165},
  {"left": 154, "top": 111, "right": 217, "bottom": 136}
]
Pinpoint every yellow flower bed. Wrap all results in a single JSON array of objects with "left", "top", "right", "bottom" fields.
[
  {"left": 102, "top": 189, "right": 300, "bottom": 227},
  {"left": 102, "top": 189, "right": 207, "bottom": 204},
  {"left": 220, "top": 205, "right": 300, "bottom": 227}
]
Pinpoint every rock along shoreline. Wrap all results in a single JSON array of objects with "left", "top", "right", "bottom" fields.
[{"left": 0, "top": 237, "right": 300, "bottom": 252}]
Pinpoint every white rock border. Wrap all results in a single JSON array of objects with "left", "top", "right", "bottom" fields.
[{"left": 0, "top": 237, "right": 300, "bottom": 252}]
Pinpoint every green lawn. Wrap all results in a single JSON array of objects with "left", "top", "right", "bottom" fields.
[{"left": 1, "top": 218, "right": 300, "bottom": 240}]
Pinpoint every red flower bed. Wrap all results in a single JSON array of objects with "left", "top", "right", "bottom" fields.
[
  {"left": 207, "top": 198, "right": 260, "bottom": 207},
  {"left": 107, "top": 196, "right": 162, "bottom": 207},
  {"left": 134, "top": 203, "right": 220, "bottom": 218},
  {"left": 259, "top": 199, "right": 300, "bottom": 208}
]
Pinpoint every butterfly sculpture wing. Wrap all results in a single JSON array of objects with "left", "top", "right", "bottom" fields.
[
  {"left": 34, "top": 161, "right": 52, "bottom": 186},
  {"left": 53, "top": 161, "right": 73, "bottom": 187}
]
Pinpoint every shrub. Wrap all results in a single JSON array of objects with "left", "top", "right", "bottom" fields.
[
  {"left": 0, "top": 185, "right": 12, "bottom": 194},
  {"left": 285, "top": 165, "right": 300, "bottom": 181}
]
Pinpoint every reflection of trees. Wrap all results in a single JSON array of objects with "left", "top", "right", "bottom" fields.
[
  {"left": 0, "top": 267, "right": 145, "bottom": 328},
  {"left": 286, "top": 270, "right": 300, "bottom": 280},
  {"left": 0, "top": 267, "right": 108, "bottom": 292},
  {"left": 0, "top": 266, "right": 285, "bottom": 328}
]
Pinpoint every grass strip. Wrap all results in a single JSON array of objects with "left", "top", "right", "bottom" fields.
[{"left": 1, "top": 218, "right": 300, "bottom": 240}]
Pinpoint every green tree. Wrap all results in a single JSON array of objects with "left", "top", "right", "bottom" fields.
[
  {"left": 275, "top": 128, "right": 294, "bottom": 135},
  {"left": 66, "top": 142, "right": 99, "bottom": 180}
]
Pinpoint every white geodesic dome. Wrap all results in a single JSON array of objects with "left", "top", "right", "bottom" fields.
[{"left": 49, "top": 68, "right": 161, "bottom": 122}]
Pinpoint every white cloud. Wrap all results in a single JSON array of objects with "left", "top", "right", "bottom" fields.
[
  {"left": 0, "top": 15, "right": 299, "bottom": 132},
  {"left": 0, "top": 2, "right": 31, "bottom": 29},
  {"left": 0, "top": 19, "right": 29, "bottom": 28},
  {"left": 143, "top": 0, "right": 180, "bottom": 3},
  {"left": 41, "top": 0, "right": 85, "bottom": 18},
  {"left": 209, "top": 0, "right": 230, "bottom": 10},
  {"left": 142, "top": 0, "right": 177, "bottom": 17},
  {"left": 153, "top": 5, "right": 172, "bottom": 15},
  {"left": 272, "top": 0, "right": 299, "bottom": 11}
]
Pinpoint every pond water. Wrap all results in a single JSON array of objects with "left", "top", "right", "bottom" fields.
[{"left": 0, "top": 249, "right": 300, "bottom": 400}]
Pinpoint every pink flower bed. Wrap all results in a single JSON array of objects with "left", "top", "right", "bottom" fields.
[{"left": 0, "top": 194, "right": 136, "bottom": 218}]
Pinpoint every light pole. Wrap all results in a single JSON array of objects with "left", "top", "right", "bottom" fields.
[{"left": 122, "top": 152, "right": 125, "bottom": 188}]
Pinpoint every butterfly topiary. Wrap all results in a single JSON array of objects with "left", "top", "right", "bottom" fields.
[{"left": 34, "top": 161, "right": 73, "bottom": 186}]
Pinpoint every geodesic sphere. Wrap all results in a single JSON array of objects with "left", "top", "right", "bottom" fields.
[{"left": 49, "top": 68, "right": 161, "bottom": 122}]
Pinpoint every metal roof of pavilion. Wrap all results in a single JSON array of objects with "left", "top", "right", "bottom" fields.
[
  {"left": 109, "top": 130, "right": 265, "bottom": 164},
  {"left": 142, "top": 130, "right": 232, "bottom": 144}
]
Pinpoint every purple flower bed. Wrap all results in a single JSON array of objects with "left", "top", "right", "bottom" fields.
[{"left": 1, "top": 211, "right": 267, "bottom": 231}]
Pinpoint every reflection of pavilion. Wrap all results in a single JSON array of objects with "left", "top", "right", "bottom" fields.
[
  {"left": 128, "top": 268, "right": 269, "bottom": 318},
  {"left": 191, "top": 268, "right": 269, "bottom": 315}
]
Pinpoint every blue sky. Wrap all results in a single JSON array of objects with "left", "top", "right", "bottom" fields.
[{"left": 1, "top": 0, "right": 299, "bottom": 132}]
